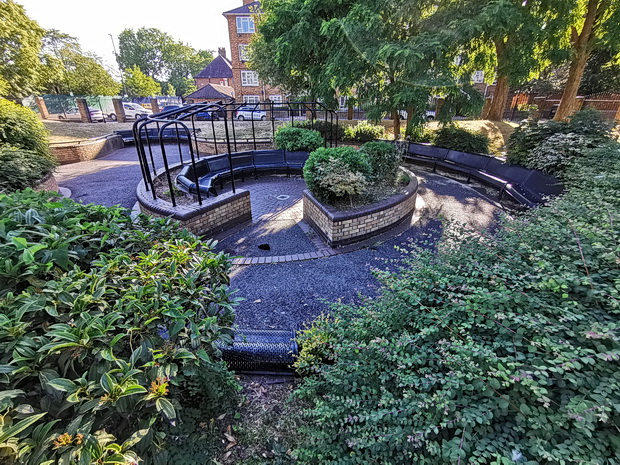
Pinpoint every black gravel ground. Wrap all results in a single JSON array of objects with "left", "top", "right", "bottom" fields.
[
  {"left": 55, "top": 147, "right": 503, "bottom": 331},
  {"left": 231, "top": 172, "right": 504, "bottom": 330}
]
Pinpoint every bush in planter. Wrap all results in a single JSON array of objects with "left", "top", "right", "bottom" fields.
[
  {"left": 294, "top": 120, "right": 345, "bottom": 142},
  {"left": 527, "top": 132, "right": 599, "bottom": 175},
  {"left": 303, "top": 146, "right": 371, "bottom": 201},
  {"left": 275, "top": 126, "right": 324, "bottom": 152},
  {"left": 343, "top": 121, "right": 385, "bottom": 142},
  {"left": 434, "top": 125, "right": 489, "bottom": 153},
  {"left": 360, "top": 141, "right": 402, "bottom": 182},
  {"left": 292, "top": 142, "right": 620, "bottom": 464},
  {"left": 0, "top": 190, "right": 240, "bottom": 465},
  {"left": 0, "top": 98, "right": 51, "bottom": 159},
  {"left": 0, "top": 146, "right": 56, "bottom": 192}
]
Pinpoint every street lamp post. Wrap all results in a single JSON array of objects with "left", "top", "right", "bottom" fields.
[{"left": 108, "top": 34, "right": 127, "bottom": 97}]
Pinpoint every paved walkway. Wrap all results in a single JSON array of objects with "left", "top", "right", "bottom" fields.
[{"left": 55, "top": 146, "right": 503, "bottom": 330}]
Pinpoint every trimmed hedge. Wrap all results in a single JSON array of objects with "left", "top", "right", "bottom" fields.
[
  {"left": 293, "top": 120, "right": 345, "bottom": 142},
  {"left": 275, "top": 126, "right": 324, "bottom": 152},
  {"left": 293, "top": 141, "right": 620, "bottom": 463},
  {"left": 434, "top": 125, "right": 489, "bottom": 154},
  {"left": 343, "top": 121, "right": 385, "bottom": 142},
  {"left": 0, "top": 146, "right": 56, "bottom": 192},
  {"left": 359, "top": 141, "right": 401, "bottom": 182},
  {"left": 0, "top": 98, "right": 51, "bottom": 159}
]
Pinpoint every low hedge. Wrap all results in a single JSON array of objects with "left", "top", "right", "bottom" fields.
[
  {"left": 0, "top": 191, "right": 240, "bottom": 464},
  {"left": 0, "top": 98, "right": 51, "bottom": 159},
  {"left": 0, "top": 146, "right": 56, "bottom": 192},
  {"left": 359, "top": 141, "right": 401, "bottom": 182},
  {"left": 293, "top": 141, "right": 620, "bottom": 463},
  {"left": 294, "top": 120, "right": 345, "bottom": 142},
  {"left": 275, "top": 126, "right": 324, "bottom": 152},
  {"left": 434, "top": 125, "right": 489, "bottom": 154},
  {"left": 343, "top": 121, "right": 385, "bottom": 142}
]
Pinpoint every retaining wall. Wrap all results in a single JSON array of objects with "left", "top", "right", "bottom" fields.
[
  {"left": 303, "top": 167, "right": 418, "bottom": 247},
  {"left": 51, "top": 134, "right": 124, "bottom": 164}
]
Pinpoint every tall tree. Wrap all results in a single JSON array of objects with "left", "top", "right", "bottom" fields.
[
  {"left": 554, "top": 0, "right": 620, "bottom": 121},
  {"left": 253, "top": 0, "right": 478, "bottom": 137},
  {"left": 39, "top": 30, "right": 120, "bottom": 95},
  {"left": 439, "top": 0, "right": 571, "bottom": 121},
  {"left": 124, "top": 66, "right": 161, "bottom": 97},
  {"left": 117, "top": 28, "right": 212, "bottom": 96},
  {"left": 0, "top": 0, "right": 45, "bottom": 98}
]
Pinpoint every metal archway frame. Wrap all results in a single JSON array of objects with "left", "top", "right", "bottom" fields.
[{"left": 132, "top": 101, "right": 339, "bottom": 207}]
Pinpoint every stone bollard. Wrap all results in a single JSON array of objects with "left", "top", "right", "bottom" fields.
[
  {"left": 76, "top": 98, "right": 91, "bottom": 123},
  {"left": 112, "top": 99, "right": 126, "bottom": 123},
  {"left": 150, "top": 98, "right": 160, "bottom": 114},
  {"left": 34, "top": 97, "right": 50, "bottom": 119}
]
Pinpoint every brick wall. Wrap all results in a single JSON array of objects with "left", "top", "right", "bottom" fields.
[
  {"left": 196, "top": 139, "right": 273, "bottom": 155},
  {"left": 196, "top": 77, "right": 231, "bottom": 89},
  {"left": 50, "top": 135, "right": 124, "bottom": 165},
  {"left": 225, "top": 10, "right": 283, "bottom": 102},
  {"left": 303, "top": 168, "right": 419, "bottom": 247}
]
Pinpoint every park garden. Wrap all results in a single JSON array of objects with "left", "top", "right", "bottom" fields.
[{"left": 1, "top": 0, "right": 620, "bottom": 463}]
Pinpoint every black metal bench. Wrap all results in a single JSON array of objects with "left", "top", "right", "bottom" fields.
[
  {"left": 115, "top": 128, "right": 201, "bottom": 144},
  {"left": 175, "top": 149, "right": 309, "bottom": 197},
  {"left": 405, "top": 142, "right": 563, "bottom": 207}
]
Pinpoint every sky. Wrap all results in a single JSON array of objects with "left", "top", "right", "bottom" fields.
[{"left": 18, "top": 0, "right": 243, "bottom": 77}]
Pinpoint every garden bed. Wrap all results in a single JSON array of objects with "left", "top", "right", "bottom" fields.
[{"left": 303, "top": 166, "right": 418, "bottom": 246}]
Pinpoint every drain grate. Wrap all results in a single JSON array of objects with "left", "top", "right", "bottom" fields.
[{"left": 275, "top": 195, "right": 290, "bottom": 201}]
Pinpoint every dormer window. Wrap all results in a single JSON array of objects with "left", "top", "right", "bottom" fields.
[{"left": 236, "top": 16, "right": 255, "bottom": 33}]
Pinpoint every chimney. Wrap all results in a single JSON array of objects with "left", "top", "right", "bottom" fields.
[{"left": 218, "top": 47, "right": 226, "bottom": 58}]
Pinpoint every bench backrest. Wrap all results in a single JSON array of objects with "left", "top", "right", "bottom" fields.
[
  {"left": 485, "top": 161, "right": 534, "bottom": 184},
  {"left": 285, "top": 151, "right": 309, "bottom": 164},
  {"left": 207, "top": 155, "right": 231, "bottom": 173},
  {"left": 408, "top": 142, "right": 449, "bottom": 160},
  {"left": 446, "top": 150, "right": 493, "bottom": 170},
  {"left": 231, "top": 151, "right": 254, "bottom": 169},
  {"left": 520, "top": 170, "right": 563, "bottom": 196},
  {"left": 253, "top": 149, "right": 286, "bottom": 166}
]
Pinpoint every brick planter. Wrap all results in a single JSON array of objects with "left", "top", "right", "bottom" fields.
[
  {"left": 136, "top": 164, "right": 252, "bottom": 236},
  {"left": 303, "top": 167, "right": 418, "bottom": 247},
  {"left": 34, "top": 172, "right": 59, "bottom": 193},
  {"left": 50, "top": 134, "right": 124, "bottom": 165}
]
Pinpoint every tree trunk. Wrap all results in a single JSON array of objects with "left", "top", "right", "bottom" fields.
[
  {"left": 483, "top": 74, "right": 509, "bottom": 121},
  {"left": 553, "top": 51, "right": 589, "bottom": 121},
  {"left": 392, "top": 109, "right": 401, "bottom": 139},
  {"left": 405, "top": 104, "right": 415, "bottom": 137},
  {"left": 553, "top": 0, "right": 600, "bottom": 121}
]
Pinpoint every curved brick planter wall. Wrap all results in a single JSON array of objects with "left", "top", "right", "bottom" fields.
[
  {"left": 136, "top": 165, "right": 252, "bottom": 236},
  {"left": 51, "top": 134, "right": 124, "bottom": 165},
  {"left": 34, "top": 172, "right": 59, "bottom": 193},
  {"left": 196, "top": 139, "right": 273, "bottom": 156},
  {"left": 303, "top": 167, "right": 419, "bottom": 247}
]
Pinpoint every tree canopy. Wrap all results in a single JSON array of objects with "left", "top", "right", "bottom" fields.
[
  {"left": 0, "top": 0, "right": 45, "bottom": 99},
  {"left": 123, "top": 65, "right": 161, "bottom": 97},
  {"left": 117, "top": 28, "right": 213, "bottom": 97}
]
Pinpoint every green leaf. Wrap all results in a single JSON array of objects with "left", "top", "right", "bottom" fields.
[
  {"left": 0, "top": 413, "right": 46, "bottom": 443},
  {"left": 122, "top": 428, "right": 150, "bottom": 450},
  {"left": 100, "top": 372, "right": 116, "bottom": 394},
  {"left": 155, "top": 398, "right": 176, "bottom": 421},
  {"left": 47, "top": 378, "right": 78, "bottom": 393}
]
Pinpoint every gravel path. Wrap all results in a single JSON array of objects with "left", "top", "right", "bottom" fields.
[
  {"left": 54, "top": 146, "right": 502, "bottom": 330},
  {"left": 231, "top": 172, "right": 503, "bottom": 330}
]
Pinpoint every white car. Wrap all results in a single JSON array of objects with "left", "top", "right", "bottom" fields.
[
  {"left": 398, "top": 110, "right": 436, "bottom": 121},
  {"left": 235, "top": 106, "right": 267, "bottom": 121},
  {"left": 123, "top": 103, "right": 153, "bottom": 120}
]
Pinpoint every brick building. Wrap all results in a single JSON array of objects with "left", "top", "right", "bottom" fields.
[
  {"left": 184, "top": 83, "right": 235, "bottom": 104},
  {"left": 222, "top": 0, "right": 284, "bottom": 104},
  {"left": 194, "top": 48, "right": 233, "bottom": 89}
]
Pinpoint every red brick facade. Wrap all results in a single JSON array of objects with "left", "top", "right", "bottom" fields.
[{"left": 224, "top": 1, "right": 284, "bottom": 104}]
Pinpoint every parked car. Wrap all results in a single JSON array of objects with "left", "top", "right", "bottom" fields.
[
  {"left": 398, "top": 109, "right": 436, "bottom": 121},
  {"left": 235, "top": 106, "right": 267, "bottom": 121},
  {"left": 123, "top": 103, "right": 153, "bottom": 120},
  {"left": 89, "top": 109, "right": 105, "bottom": 122},
  {"left": 162, "top": 105, "right": 182, "bottom": 112},
  {"left": 195, "top": 109, "right": 221, "bottom": 121},
  {"left": 58, "top": 107, "right": 105, "bottom": 122}
]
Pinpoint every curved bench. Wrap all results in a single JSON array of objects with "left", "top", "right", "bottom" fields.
[
  {"left": 176, "top": 149, "right": 309, "bottom": 196},
  {"left": 115, "top": 127, "right": 201, "bottom": 144},
  {"left": 405, "top": 142, "right": 563, "bottom": 207}
]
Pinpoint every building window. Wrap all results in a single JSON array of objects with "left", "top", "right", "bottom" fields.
[
  {"left": 241, "top": 70, "right": 259, "bottom": 86},
  {"left": 338, "top": 96, "right": 348, "bottom": 109},
  {"left": 236, "top": 16, "right": 255, "bottom": 34},
  {"left": 269, "top": 95, "right": 282, "bottom": 103},
  {"left": 243, "top": 95, "right": 260, "bottom": 104},
  {"left": 238, "top": 44, "right": 250, "bottom": 62},
  {"left": 472, "top": 70, "right": 485, "bottom": 83}
]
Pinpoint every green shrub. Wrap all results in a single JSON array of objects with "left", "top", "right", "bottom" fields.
[
  {"left": 0, "top": 99, "right": 51, "bottom": 159},
  {"left": 0, "top": 146, "right": 56, "bottom": 192},
  {"left": 343, "top": 121, "right": 385, "bottom": 142},
  {"left": 507, "top": 108, "right": 614, "bottom": 169},
  {"left": 408, "top": 127, "right": 436, "bottom": 144},
  {"left": 275, "top": 126, "right": 324, "bottom": 152},
  {"left": 0, "top": 190, "right": 240, "bottom": 465},
  {"left": 303, "top": 146, "right": 371, "bottom": 201},
  {"left": 293, "top": 142, "right": 620, "bottom": 464},
  {"left": 434, "top": 125, "right": 489, "bottom": 153},
  {"left": 294, "top": 120, "right": 345, "bottom": 142},
  {"left": 527, "top": 132, "right": 599, "bottom": 175},
  {"left": 359, "top": 141, "right": 401, "bottom": 182}
]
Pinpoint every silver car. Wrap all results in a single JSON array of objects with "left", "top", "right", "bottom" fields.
[{"left": 235, "top": 106, "right": 267, "bottom": 121}]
